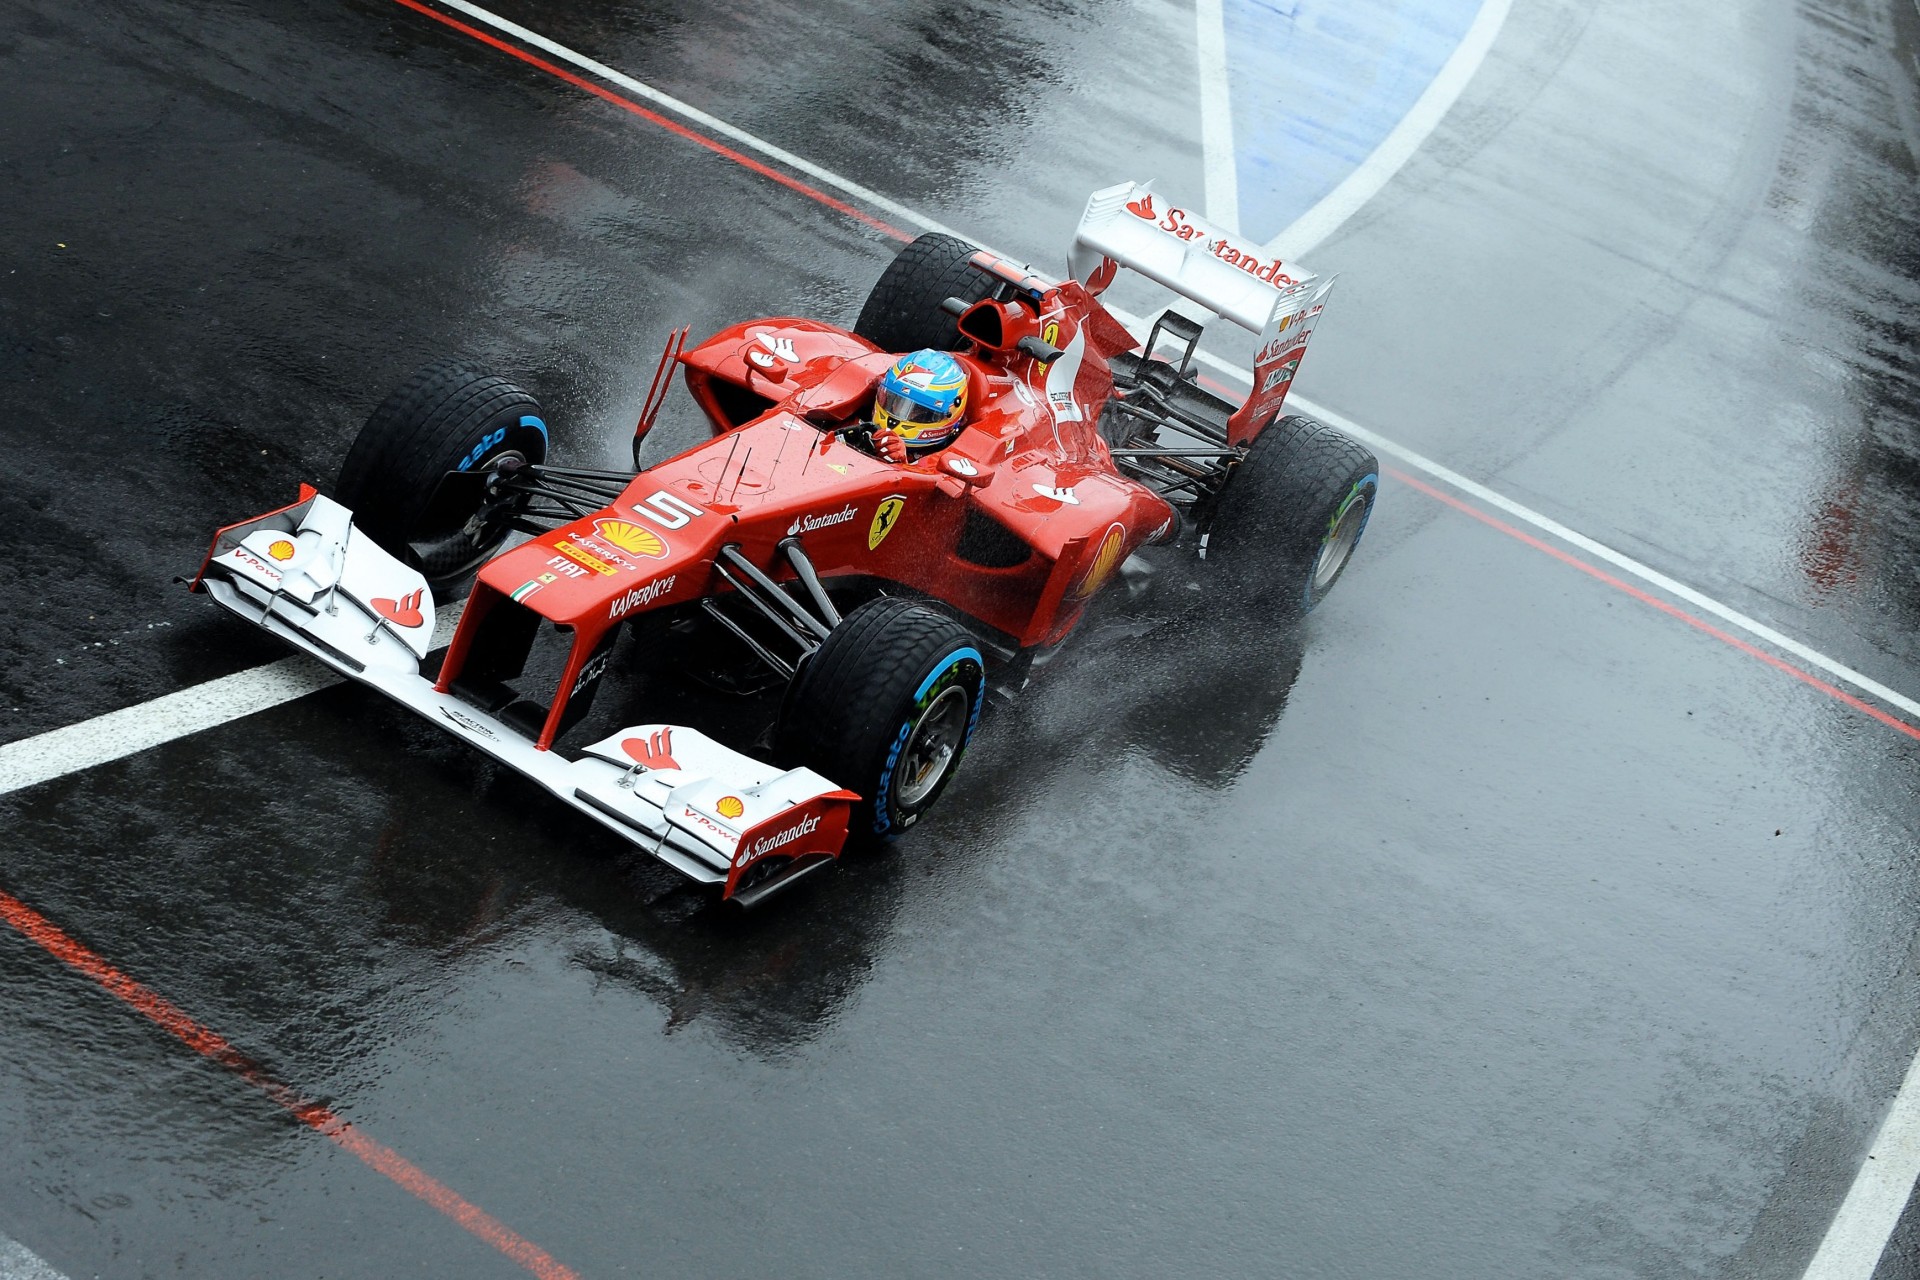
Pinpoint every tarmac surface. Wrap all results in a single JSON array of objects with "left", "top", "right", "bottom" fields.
[{"left": 3, "top": 0, "right": 1920, "bottom": 1276}]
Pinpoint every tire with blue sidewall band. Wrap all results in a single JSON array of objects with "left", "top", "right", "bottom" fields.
[
  {"left": 1204, "top": 414, "right": 1378, "bottom": 618},
  {"left": 336, "top": 358, "right": 548, "bottom": 591},
  {"left": 775, "top": 597, "right": 987, "bottom": 846}
]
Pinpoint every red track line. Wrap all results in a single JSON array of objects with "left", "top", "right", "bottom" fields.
[
  {"left": 387, "top": 0, "right": 910, "bottom": 241},
  {"left": 1388, "top": 468, "right": 1920, "bottom": 743},
  {"left": 0, "top": 888, "right": 579, "bottom": 1280}
]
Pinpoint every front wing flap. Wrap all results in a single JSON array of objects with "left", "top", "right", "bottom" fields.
[{"left": 194, "top": 490, "right": 857, "bottom": 902}]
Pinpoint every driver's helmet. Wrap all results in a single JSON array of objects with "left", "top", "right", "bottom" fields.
[{"left": 871, "top": 349, "right": 968, "bottom": 452}]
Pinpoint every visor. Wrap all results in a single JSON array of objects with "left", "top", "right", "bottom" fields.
[{"left": 876, "top": 386, "right": 955, "bottom": 426}]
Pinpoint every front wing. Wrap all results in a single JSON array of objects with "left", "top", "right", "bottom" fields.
[{"left": 192, "top": 490, "right": 857, "bottom": 905}]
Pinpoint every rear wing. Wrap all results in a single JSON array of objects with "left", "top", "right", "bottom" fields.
[{"left": 1068, "top": 181, "right": 1334, "bottom": 441}]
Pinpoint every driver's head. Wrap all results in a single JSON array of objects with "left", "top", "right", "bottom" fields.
[{"left": 871, "top": 349, "right": 967, "bottom": 453}]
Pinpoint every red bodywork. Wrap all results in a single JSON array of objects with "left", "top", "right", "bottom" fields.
[{"left": 438, "top": 265, "right": 1177, "bottom": 750}]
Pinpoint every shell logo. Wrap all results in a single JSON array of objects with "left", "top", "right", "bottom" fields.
[
  {"left": 267, "top": 539, "right": 295, "bottom": 561},
  {"left": 716, "top": 795, "right": 745, "bottom": 820},
  {"left": 1073, "top": 523, "right": 1128, "bottom": 599},
  {"left": 593, "top": 519, "right": 668, "bottom": 559}
]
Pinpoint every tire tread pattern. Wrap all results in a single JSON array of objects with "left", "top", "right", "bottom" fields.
[
  {"left": 853, "top": 234, "right": 997, "bottom": 354},
  {"left": 334, "top": 358, "right": 544, "bottom": 577},
  {"left": 1206, "top": 414, "right": 1378, "bottom": 613}
]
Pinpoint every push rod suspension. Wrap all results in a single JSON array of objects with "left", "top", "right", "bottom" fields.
[
  {"left": 527, "top": 462, "right": 641, "bottom": 483},
  {"left": 778, "top": 539, "right": 842, "bottom": 628},
  {"left": 500, "top": 489, "right": 595, "bottom": 518},
  {"left": 711, "top": 561, "right": 816, "bottom": 653},
  {"left": 718, "top": 545, "right": 833, "bottom": 641},
  {"left": 1109, "top": 390, "right": 1230, "bottom": 445}
]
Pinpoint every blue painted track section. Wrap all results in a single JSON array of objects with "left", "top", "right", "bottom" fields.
[{"left": 1226, "top": 0, "right": 1484, "bottom": 241}]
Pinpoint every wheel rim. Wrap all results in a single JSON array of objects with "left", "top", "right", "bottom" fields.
[
  {"left": 411, "top": 451, "right": 530, "bottom": 581},
  {"left": 1311, "top": 491, "right": 1370, "bottom": 592},
  {"left": 898, "top": 684, "right": 970, "bottom": 808}
]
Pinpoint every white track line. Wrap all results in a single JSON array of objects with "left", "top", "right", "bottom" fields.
[
  {"left": 1264, "top": 0, "right": 1514, "bottom": 258},
  {"left": 0, "top": 608, "right": 462, "bottom": 799},
  {"left": 0, "top": 657, "right": 336, "bottom": 797},
  {"left": 1805, "top": 1048, "right": 1920, "bottom": 1278},
  {"left": 0, "top": 1233, "right": 70, "bottom": 1280},
  {"left": 1194, "top": 0, "right": 1241, "bottom": 233}
]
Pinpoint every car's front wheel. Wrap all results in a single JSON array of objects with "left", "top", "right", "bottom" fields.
[
  {"left": 775, "top": 597, "right": 987, "bottom": 844},
  {"left": 335, "top": 358, "right": 549, "bottom": 594}
]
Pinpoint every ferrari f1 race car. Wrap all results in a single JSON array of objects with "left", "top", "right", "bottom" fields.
[{"left": 192, "top": 183, "right": 1379, "bottom": 906}]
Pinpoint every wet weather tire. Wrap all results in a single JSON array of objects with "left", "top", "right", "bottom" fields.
[
  {"left": 853, "top": 233, "right": 997, "bottom": 354},
  {"left": 776, "top": 597, "right": 987, "bottom": 845},
  {"left": 335, "top": 358, "right": 549, "bottom": 593},
  {"left": 1205, "top": 415, "right": 1378, "bottom": 617}
]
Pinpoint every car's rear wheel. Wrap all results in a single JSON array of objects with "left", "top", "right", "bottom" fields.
[
  {"left": 335, "top": 358, "right": 549, "bottom": 594},
  {"left": 853, "top": 233, "right": 997, "bottom": 354},
  {"left": 774, "top": 597, "right": 987, "bottom": 845},
  {"left": 1203, "top": 414, "right": 1378, "bottom": 618}
]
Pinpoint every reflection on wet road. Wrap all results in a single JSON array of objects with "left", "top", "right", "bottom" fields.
[{"left": 3, "top": 0, "right": 1920, "bottom": 1276}]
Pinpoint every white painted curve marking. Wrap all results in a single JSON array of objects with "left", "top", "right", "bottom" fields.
[
  {"left": 1193, "top": 0, "right": 1241, "bottom": 233},
  {"left": 1264, "top": 0, "right": 1514, "bottom": 259},
  {"left": 2, "top": 18, "right": 1913, "bottom": 1274},
  {"left": 0, "top": 1233, "right": 70, "bottom": 1280}
]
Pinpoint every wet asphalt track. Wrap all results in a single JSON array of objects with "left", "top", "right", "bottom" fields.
[{"left": 5, "top": 0, "right": 1920, "bottom": 1276}]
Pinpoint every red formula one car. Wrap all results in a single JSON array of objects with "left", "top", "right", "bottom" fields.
[{"left": 192, "top": 183, "right": 1378, "bottom": 905}]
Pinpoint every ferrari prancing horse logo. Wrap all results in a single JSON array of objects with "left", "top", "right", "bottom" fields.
[{"left": 868, "top": 495, "right": 906, "bottom": 551}]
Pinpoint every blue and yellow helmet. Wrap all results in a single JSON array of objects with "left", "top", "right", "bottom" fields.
[{"left": 872, "top": 349, "right": 968, "bottom": 451}]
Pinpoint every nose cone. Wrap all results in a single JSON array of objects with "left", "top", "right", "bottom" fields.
[{"left": 477, "top": 510, "right": 713, "bottom": 629}]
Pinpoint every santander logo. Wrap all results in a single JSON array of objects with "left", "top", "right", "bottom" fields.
[
  {"left": 787, "top": 504, "right": 859, "bottom": 536},
  {"left": 1131, "top": 195, "right": 1299, "bottom": 287},
  {"left": 737, "top": 812, "right": 823, "bottom": 864}
]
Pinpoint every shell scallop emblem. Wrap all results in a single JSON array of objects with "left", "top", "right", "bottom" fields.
[
  {"left": 1073, "top": 523, "right": 1128, "bottom": 599},
  {"left": 593, "top": 518, "right": 668, "bottom": 559},
  {"left": 267, "top": 539, "right": 296, "bottom": 561},
  {"left": 715, "top": 795, "right": 745, "bottom": 820}
]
